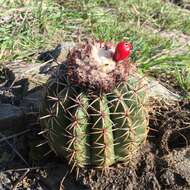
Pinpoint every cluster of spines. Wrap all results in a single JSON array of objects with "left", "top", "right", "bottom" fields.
[{"left": 89, "top": 95, "right": 115, "bottom": 168}]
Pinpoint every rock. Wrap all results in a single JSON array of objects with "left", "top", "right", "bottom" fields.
[
  {"left": 1, "top": 61, "right": 49, "bottom": 92},
  {"left": 2, "top": 42, "right": 75, "bottom": 88},
  {"left": 38, "top": 42, "right": 75, "bottom": 63},
  {"left": 146, "top": 78, "right": 181, "bottom": 101},
  {"left": 20, "top": 89, "right": 44, "bottom": 113},
  {"left": 0, "top": 104, "right": 23, "bottom": 131}
]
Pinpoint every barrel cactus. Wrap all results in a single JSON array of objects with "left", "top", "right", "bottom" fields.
[{"left": 40, "top": 40, "right": 149, "bottom": 169}]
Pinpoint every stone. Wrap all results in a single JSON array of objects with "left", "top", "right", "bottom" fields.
[
  {"left": 20, "top": 89, "right": 44, "bottom": 113},
  {"left": 0, "top": 104, "right": 23, "bottom": 131},
  {"left": 146, "top": 78, "right": 181, "bottom": 101}
]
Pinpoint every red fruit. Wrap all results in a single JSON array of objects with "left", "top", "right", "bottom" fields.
[{"left": 113, "top": 41, "right": 133, "bottom": 62}]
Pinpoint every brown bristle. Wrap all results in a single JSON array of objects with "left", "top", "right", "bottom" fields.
[{"left": 65, "top": 40, "right": 130, "bottom": 93}]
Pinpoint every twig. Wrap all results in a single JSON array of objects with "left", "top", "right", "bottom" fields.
[
  {"left": 3, "top": 163, "right": 66, "bottom": 173},
  {"left": 59, "top": 171, "right": 70, "bottom": 190},
  {"left": 0, "top": 80, "right": 8, "bottom": 88},
  {"left": 0, "top": 132, "right": 30, "bottom": 167},
  {"left": 0, "top": 129, "right": 30, "bottom": 143}
]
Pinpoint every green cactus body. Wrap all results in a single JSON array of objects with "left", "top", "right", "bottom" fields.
[
  {"left": 40, "top": 41, "right": 149, "bottom": 169},
  {"left": 90, "top": 95, "right": 115, "bottom": 167},
  {"left": 108, "top": 82, "right": 148, "bottom": 162}
]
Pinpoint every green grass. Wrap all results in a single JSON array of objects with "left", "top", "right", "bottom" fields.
[{"left": 0, "top": 0, "right": 190, "bottom": 96}]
